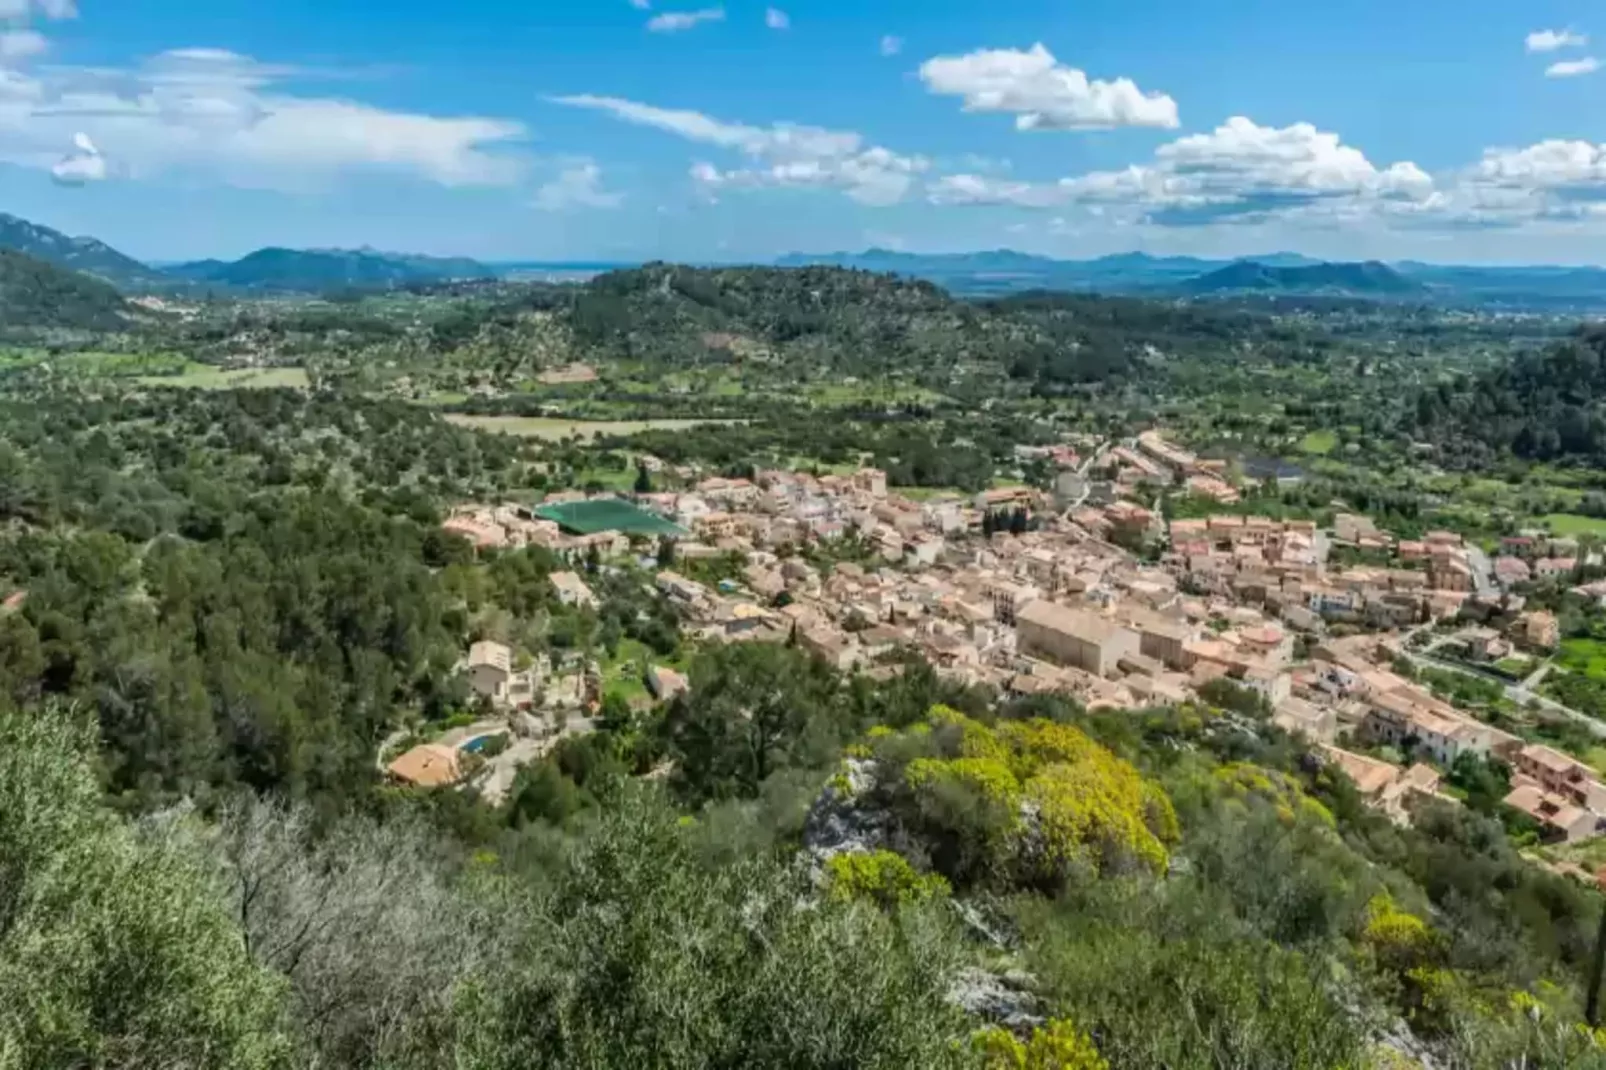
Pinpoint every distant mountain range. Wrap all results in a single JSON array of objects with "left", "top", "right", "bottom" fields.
[
  {"left": 7, "top": 209, "right": 1606, "bottom": 307},
  {"left": 0, "top": 215, "right": 498, "bottom": 295},
  {"left": 777, "top": 248, "right": 1606, "bottom": 307},
  {"left": 775, "top": 248, "right": 1327, "bottom": 295}
]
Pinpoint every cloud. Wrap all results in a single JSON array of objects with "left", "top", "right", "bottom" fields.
[
  {"left": 919, "top": 43, "right": 1178, "bottom": 131},
  {"left": 49, "top": 130, "right": 103, "bottom": 184},
  {"left": 533, "top": 159, "right": 623, "bottom": 211},
  {"left": 1527, "top": 29, "right": 1586, "bottom": 53},
  {"left": 1455, "top": 141, "right": 1606, "bottom": 224},
  {"left": 928, "top": 115, "right": 1432, "bottom": 226},
  {"left": 1546, "top": 57, "right": 1600, "bottom": 78},
  {"left": 629, "top": 0, "right": 651, "bottom": 8},
  {"left": 927, "top": 173, "right": 1067, "bottom": 209},
  {"left": 646, "top": 7, "right": 724, "bottom": 33},
  {"left": 765, "top": 7, "right": 789, "bottom": 30},
  {"left": 0, "top": 48, "right": 528, "bottom": 189},
  {"left": 0, "top": 0, "right": 75, "bottom": 19},
  {"left": 0, "top": 30, "right": 45, "bottom": 60},
  {"left": 552, "top": 92, "right": 928, "bottom": 205},
  {"left": 880, "top": 35, "right": 903, "bottom": 57}
]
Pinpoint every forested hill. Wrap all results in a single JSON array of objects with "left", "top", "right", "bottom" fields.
[
  {"left": 1410, "top": 326, "right": 1606, "bottom": 467},
  {"left": 1182, "top": 259, "right": 1424, "bottom": 298},
  {"left": 168, "top": 247, "right": 497, "bottom": 292},
  {"left": 566, "top": 263, "right": 1268, "bottom": 388},
  {"left": 0, "top": 248, "right": 130, "bottom": 330}
]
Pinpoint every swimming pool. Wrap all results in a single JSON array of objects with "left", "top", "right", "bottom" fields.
[{"left": 460, "top": 733, "right": 507, "bottom": 754}]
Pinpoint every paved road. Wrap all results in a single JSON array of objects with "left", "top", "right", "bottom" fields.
[
  {"left": 1522, "top": 661, "right": 1555, "bottom": 691},
  {"left": 1464, "top": 544, "right": 1496, "bottom": 596},
  {"left": 1064, "top": 440, "right": 1110, "bottom": 512},
  {"left": 1402, "top": 649, "right": 1606, "bottom": 740},
  {"left": 474, "top": 735, "right": 551, "bottom": 805}
]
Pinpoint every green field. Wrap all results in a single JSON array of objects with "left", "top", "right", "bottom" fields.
[
  {"left": 1559, "top": 638, "right": 1606, "bottom": 679},
  {"left": 1296, "top": 429, "right": 1338, "bottom": 455},
  {"left": 443, "top": 415, "right": 729, "bottom": 440},
  {"left": 137, "top": 365, "right": 311, "bottom": 390},
  {"left": 892, "top": 486, "right": 966, "bottom": 502},
  {"left": 802, "top": 381, "right": 947, "bottom": 406},
  {"left": 1540, "top": 513, "right": 1606, "bottom": 537}
]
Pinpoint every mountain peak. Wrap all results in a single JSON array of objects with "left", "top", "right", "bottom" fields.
[{"left": 0, "top": 213, "right": 164, "bottom": 290}]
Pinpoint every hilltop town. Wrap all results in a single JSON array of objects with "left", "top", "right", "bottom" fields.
[{"left": 419, "top": 429, "right": 1606, "bottom": 851}]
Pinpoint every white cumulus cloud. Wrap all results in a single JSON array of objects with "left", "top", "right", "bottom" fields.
[
  {"left": 765, "top": 7, "right": 789, "bottom": 30},
  {"left": 533, "top": 159, "right": 623, "bottom": 211},
  {"left": 0, "top": 48, "right": 528, "bottom": 189},
  {"left": 928, "top": 115, "right": 1432, "bottom": 226},
  {"left": 1546, "top": 57, "right": 1600, "bottom": 78},
  {"left": 552, "top": 92, "right": 928, "bottom": 206},
  {"left": 919, "top": 43, "right": 1178, "bottom": 131},
  {"left": 50, "top": 130, "right": 103, "bottom": 184},
  {"left": 1527, "top": 29, "right": 1587, "bottom": 53},
  {"left": 646, "top": 7, "right": 724, "bottom": 33}
]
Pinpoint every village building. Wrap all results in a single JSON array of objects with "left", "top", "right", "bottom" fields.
[
  {"left": 550, "top": 570, "right": 598, "bottom": 608},
  {"left": 1016, "top": 601, "right": 1141, "bottom": 678}
]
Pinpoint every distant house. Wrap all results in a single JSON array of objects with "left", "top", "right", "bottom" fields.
[
  {"left": 646, "top": 665, "right": 690, "bottom": 702},
  {"left": 467, "top": 640, "right": 513, "bottom": 703},
  {"left": 1322, "top": 746, "right": 1450, "bottom": 825},
  {"left": 1273, "top": 696, "right": 1336, "bottom": 744},
  {"left": 1517, "top": 610, "right": 1561, "bottom": 651},
  {"left": 387, "top": 744, "right": 463, "bottom": 789},
  {"left": 1500, "top": 535, "right": 1538, "bottom": 559},
  {"left": 1503, "top": 784, "right": 1601, "bottom": 843},
  {"left": 550, "top": 570, "right": 598, "bottom": 609},
  {"left": 1493, "top": 556, "right": 1531, "bottom": 587},
  {"left": 1536, "top": 558, "right": 1578, "bottom": 580}
]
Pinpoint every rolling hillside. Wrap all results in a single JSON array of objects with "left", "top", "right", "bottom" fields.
[
  {"left": 1181, "top": 260, "right": 1425, "bottom": 298},
  {"left": 0, "top": 248, "right": 130, "bottom": 330},
  {"left": 169, "top": 247, "right": 497, "bottom": 293}
]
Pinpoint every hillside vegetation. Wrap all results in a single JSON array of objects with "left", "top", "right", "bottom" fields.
[
  {"left": 169, "top": 247, "right": 497, "bottom": 292},
  {"left": 1183, "top": 259, "right": 1425, "bottom": 297},
  {"left": 1412, "top": 327, "right": 1606, "bottom": 467},
  {"left": 0, "top": 248, "right": 129, "bottom": 330}
]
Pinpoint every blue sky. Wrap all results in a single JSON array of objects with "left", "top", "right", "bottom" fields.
[{"left": 4, "top": 0, "right": 1606, "bottom": 263}]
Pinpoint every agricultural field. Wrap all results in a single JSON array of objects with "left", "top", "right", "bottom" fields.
[
  {"left": 1539, "top": 513, "right": 1606, "bottom": 537},
  {"left": 1558, "top": 638, "right": 1606, "bottom": 679},
  {"left": 136, "top": 364, "right": 312, "bottom": 390},
  {"left": 442, "top": 414, "right": 734, "bottom": 440},
  {"left": 1296, "top": 429, "right": 1338, "bottom": 455}
]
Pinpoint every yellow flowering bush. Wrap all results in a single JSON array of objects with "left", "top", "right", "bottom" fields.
[
  {"left": 899, "top": 708, "right": 1177, "bottom": 883},
  {"left": 1213, "top": 761, "right": 1337, "bottom": 828},
  {"left": 972, "top": 1020, "right": 1109, "bottom": 1070},
  {"left": 823, "top": 849, "right": 950, "bottom": 909},
  {"left": 1363, "top": 894, "right": 1432, "bottom": 957}
]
